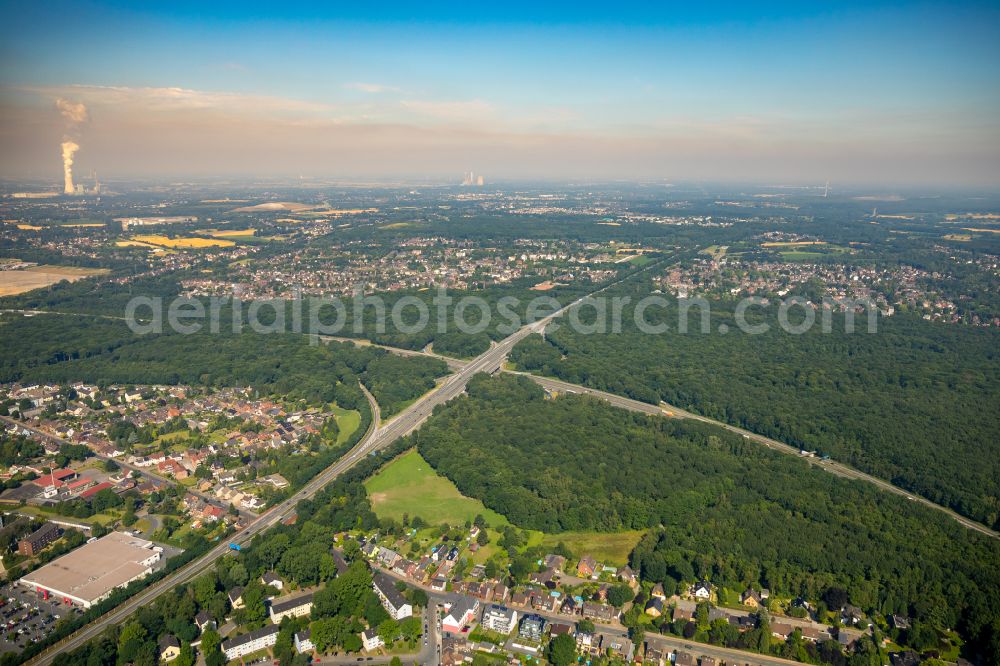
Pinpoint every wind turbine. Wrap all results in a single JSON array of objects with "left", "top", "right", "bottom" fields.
[{"left": 823, "top": 181, "right": 830, "bottom": 198}]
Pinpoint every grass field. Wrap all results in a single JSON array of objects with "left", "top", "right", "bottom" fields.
[
  {"left": 330, "top": 404, "right": 361, "bottom": 445},
  {"left": 535, "top": 530, "right": 644, "bottom": 566},
  {"left": 0, "top": 265, "right": 110, "bottom": 295},
  {"left": 366, "top": 449, "right": 644, "bottom": 564},
  {"left": 365, "top": 449, "right": 509, "bottom": 527},
  {"left": 132, "top": 234, "right": 235, "bottom": 248}
]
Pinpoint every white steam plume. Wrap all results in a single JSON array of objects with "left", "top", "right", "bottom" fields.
[
  {"left": 56, "top": 98, "right": 89, "bottom": 124},
  {"left": 55, "top": 99, "right": 87, "bottom": 194},
  {"left": 62, "top": 141, "right": 79, "bottom": 194}
]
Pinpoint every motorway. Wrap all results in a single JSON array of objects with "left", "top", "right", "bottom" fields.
[
  {"left": 21, "top": 257, "right": 994, "bottom": 662},
  {"left": 325, "top": 341, "right": 999, "bottom": 540},
  {"left": 511, "top": 374, "right": 999, "bottom": 539},
  {"left": 25, "top": 291, "right": 585, "bottom": 664}
]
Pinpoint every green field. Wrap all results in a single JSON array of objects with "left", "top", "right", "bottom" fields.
[
  {"left": 330, "top": 404, "right": 361, "bottom": 444},
  {"left": 365, "top": 449, "right": 644, "bottom": 565},
  {"left": 364, "top": 449, "right": 508, "bottom": 527},
  {"left": 535, "top": 530, "right": 645, "bottom": 566}
]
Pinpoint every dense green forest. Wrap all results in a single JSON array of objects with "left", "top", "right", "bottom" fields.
[
  {"left": 0, "top": 313, "right": 448, "bottom": 416},
  {"left": 510, "top": 285, "right": 1000, "bottom": 529},
  {"left": 412, "top": 374, "right": 1000, "bottom": 660}
]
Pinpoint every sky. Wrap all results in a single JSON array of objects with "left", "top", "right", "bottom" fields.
[{"left": 1, "top": 1, "right": 998, "bottom": 186}]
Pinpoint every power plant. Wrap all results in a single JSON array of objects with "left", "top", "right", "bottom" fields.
[{"left": 461, "top": 170, "right": 485, "bottom": 186}]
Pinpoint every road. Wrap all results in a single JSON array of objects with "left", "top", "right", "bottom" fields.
[
  {"left": 371, "top": 564, "right": 804, "bottom": 666},
  {"left": 328, "top": 344, "right": 1000, "bottom": 539},
  {"left": 25, "top": 283, "right": 596, "bottom": 664}
]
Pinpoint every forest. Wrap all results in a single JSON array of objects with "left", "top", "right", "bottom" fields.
[
  {"left": 0, "top": 313, "right": 448, "bottom": 416},
  {"left": 412, "top": 374, "right": 1000, "bottom": 661},
  {"left": 510, "top": 282, "right": 1000, "bottom": 529}
]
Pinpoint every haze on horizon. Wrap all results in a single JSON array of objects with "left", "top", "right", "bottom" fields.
[{"left": 1, "top": 1, "right": 998, "bottom": 188}]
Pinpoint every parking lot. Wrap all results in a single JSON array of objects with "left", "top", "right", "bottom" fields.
[{"left": 0, "top": 581, "right": 84, "bottom": 654}]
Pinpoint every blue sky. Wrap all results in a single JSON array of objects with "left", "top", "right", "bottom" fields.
[{"left": 1, "top": 1, "right": 998, "bottom": 184}]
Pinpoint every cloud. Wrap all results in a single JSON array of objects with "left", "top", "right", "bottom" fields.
[
  {"left": 343, "top": 82, "right": 398, "bottom": 94},
  {"left": 399, "top": 98, "right": 495, "bottom": 123},
  {"left": 26, "top": 84, "right": 341, "bottom": 118},
  {"left": 55, "top": 97, "right": 88, "bottom": 124}
]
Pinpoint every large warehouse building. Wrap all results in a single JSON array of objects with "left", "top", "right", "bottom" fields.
[{"left": 18, "top": 532, "right": 163, "bottom": 608}]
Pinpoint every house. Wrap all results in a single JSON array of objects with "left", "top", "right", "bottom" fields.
[
  {"left": 481, "top": 605, "right": 518, "bottom": 634},
  {"left": 674, "top": 651, "right": 695, "bottom": 666},
  {"left": 644, "top": 644, "right": 667, "bottom": 665},
  {"left": 443, "top": 597, "right": 480, "bottom": 634},
  {"left": 492, "top": 582, "right": 509, "bottom": 603},
  {"left": 158, "top": 635, "right": 181, "bottom": 662},
  {"left": 581, "top": 601, "right": 617, "bottom": 622},
  {"left": 741, "top": 588, "right": 763, "bottom": 608},
  {"left": 674, "top": 599, "right": 696, "bottom": 622},
  {"left": 650, "top": 583, "right": 666, "bottom": 600},
  {"left": 890, "top": 651, "right": 922, "bottom": 666},
  {"left": 645, "top": 596, "right": 665, "bottom": 618},
  {"left": 18, "top": 522, "right": 61, "bottom": 556},
  {"left": 596, "top": 631, "right": 634, "bottom": 662},
  {"left": 529, "top": 567, "right": 556, "bottom": 587},
  {"left": 576, "top": 632, "right": 597, "bottom": 655},
  {"left": 269, "top": 592, "right": 313, "bottom": 622},
  {"left": 430, "top": 575, "right": 448, "bottom": 592},
  {"left": 294, "top": 629, "right": 314, "bottom": 654},
  {"left": 771, "top": 622, "right": 794, "bottom": 640},
  {"left": 221, "top": 625, "right": 281, "bottom": 661},
  {"left": 549, "top": 622, "right": 574, "bottom": 637},
  {"left": 377, "top": 547, "right": 401, "bottom": 569},
  {"left": 690, "top": 581, "right": 712, "bottom": 599},
  {"left": 543, "top": 554, "right": 567, "bottom": 572},
  {"left": 373, "top": 571, "right": 413, "bottom": 620},
  {"left": 577, "top": 555, "right": 597, "bottom": 578},
  {"left": 261, "top": 571, "right": 283, "bottom": 591},
  {"left": 618, "top": 565, "right": 639, "bottom": 590},
  {"left": 518, "top": 614, "right": 546, "bottom": 641},
  {"left": 361, "top": 629, "right": 384, "bottom": 652},
  {"left": 228, "top": 587, "right": 244, "bottom": 609},
  {"left": 560, "top": 595, "right": 582, "bottom": 616},
  {"left": 194, "top": 611, "right": 215, "bottom": 633},
  {"left": 891, "top": 615, "right": 911, "bottom": 631},
  {"left": 533, "top": 594, "right": 558, "bottom": 613}
]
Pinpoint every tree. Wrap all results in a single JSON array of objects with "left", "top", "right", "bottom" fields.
[
  {"left": 200, "top": 629, "right": 224, "bottom": 666},
  {"left": 577, "top": 619, "right": 595, "bottom": 634},
  {"left": 547, "top": 633, "right": 577, "bottom": 666},
  {"left": 607, "top": 584, "right": 634, "bottom": 608},
  {"left": 175, "top": 642, "right": 195, "bottom": 666},
  {"left": 378, "top": 618, "right": 400, "bottom": 646},
  {"left": 400, "top": 616, "right": 422, "bottom": 643},
  {"left": 409, "top": 588, "right": 429, "bottom": 608},
  {"left": 476, "top": 529, "right": 489, "bottom": 546}
]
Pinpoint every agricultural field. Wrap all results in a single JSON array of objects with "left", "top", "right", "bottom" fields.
[
  {"left": 131, "top": 234, "right": 235, "bottom": 248},
  {"left": 0, "top": 265, "right": 109, "bottom": 295}
]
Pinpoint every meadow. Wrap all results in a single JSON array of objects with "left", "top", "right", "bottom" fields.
[{"left": 364, "top": 448, "right": 643, "bottom": 565}]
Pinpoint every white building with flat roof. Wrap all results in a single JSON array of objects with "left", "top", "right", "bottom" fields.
[{"left": 19, "top": 532, "right": 162, "bottom": 608}]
